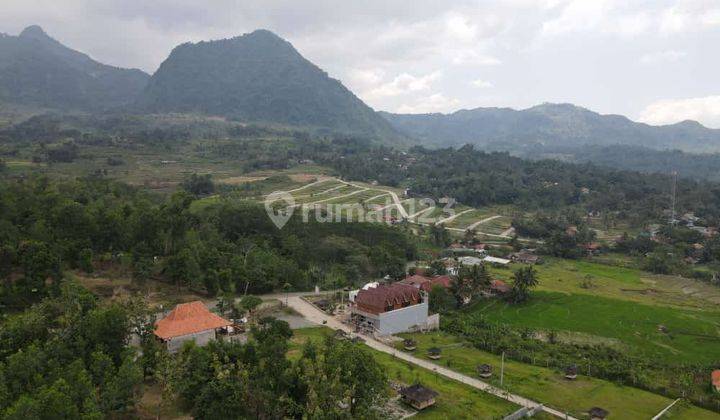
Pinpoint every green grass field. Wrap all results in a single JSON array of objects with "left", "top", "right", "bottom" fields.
[
  {"left": 397, "top": 331, "right": 718, "bottom": 420},
  {"left": 472, "top": 291, "right": 720, "bottom": 364},
  {"left": 489, "top": 258, "right": 720, "bottom": 311},
  {"left": 290, "top": 327, "right": 519, "bottom": 419}
]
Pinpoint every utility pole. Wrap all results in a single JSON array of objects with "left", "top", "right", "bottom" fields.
[{"left": 500, "top": 351, "right": 505, "bottom": 388}]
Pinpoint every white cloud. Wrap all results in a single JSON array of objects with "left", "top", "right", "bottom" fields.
[
  {"left": 639, "top": 50, "right": 686, "bottom": 65},
  {"left": 366, "top": 71, "right": 441, "bottom": 99},
  {"left": 397, "top": 93, "right": 461, "bottom": 114},
  {"left": 471, "top": 79, "right": 494, "bottom": 88},
  {"left": 639, "top": 96, "right": 720, "bottom": 128},
  {"left": 701, "top": 9, "right": 720, "bottom": 26},
  {"left": 451, "top": 50, "right": 502, "bottom": 66}
]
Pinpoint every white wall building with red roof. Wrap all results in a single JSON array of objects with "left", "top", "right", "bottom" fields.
[
  {"left": 351, "top": 283, "right": 438, "bottom": 336},
  {"left": 154, "top": 301, "right": 231, "bottom": 352}
]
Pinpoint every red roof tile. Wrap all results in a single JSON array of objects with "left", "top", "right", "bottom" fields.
[
  {"left": 490, "top": 279, "right": 510, "bottom": 293},
  {"left": 421, "top": 275, "right": 453, "bottom": 292},
  {"left": 401, "top": 274, "right": 431, "bottom": 287},
  {"left": 355, "top": 283, "right": 421, "bottom": 312},
  {"left": 154, "top": 301, "right": 231, "bottom": 339}
]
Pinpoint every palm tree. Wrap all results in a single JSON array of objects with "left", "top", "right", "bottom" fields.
[{"left": 510, "top": 266, "right": 538, "bottom": 303}]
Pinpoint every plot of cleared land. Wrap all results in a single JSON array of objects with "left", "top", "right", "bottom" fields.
[
  {"left": 397, "top": 332, "right": 717, "bottom": 420},
  {"left": 365, "top": 192, "right": 393, "bottom": 206},
  {"left": 323, "top": 188, "right": 382, "bottom": 205},
  {"left": 289, "top": 327, "right": 519, "bottom": 419},
  {"left": 291, "top": 184, "right": 362, "bottom": 204},
  {"left": 475, "top": 215, "right": 513, "bottom": 235},
  {"left": 401, "top": 198, "right": 436, "bottom": 216},
  {"left": 443, "top": 208, "right": 499, "bottom": 229},
  {"left": 473, "top": 291, "right": 720, "bottom": 364}
]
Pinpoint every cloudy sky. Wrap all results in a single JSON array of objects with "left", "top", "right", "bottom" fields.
[{"left": 2, "top": 0, "right": 719, "bottom": 126}]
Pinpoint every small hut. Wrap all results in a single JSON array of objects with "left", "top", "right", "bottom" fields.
[
  {"left": 403, "top": 338, "right": 417, "bottom": 351},
  {"left": 712, "top": 370, "right": 720, "bottom": 393},
  {"left": 565, "top": 365, "right": 578, "bottom": 380},
  {"left": 399, "top": 384, "right": 439, "bottom": 410},
  {"left": 427, "top": 347, "right": 442, "bottom": 360},
  {"left": 477, "top": 364, "right": 493, "bottom": 378},
  {"left": 589, "top": 407, "right": 609, "bottom": 419}
]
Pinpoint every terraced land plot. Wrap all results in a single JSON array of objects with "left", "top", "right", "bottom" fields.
[
  {"left": 323, "top": 188, "right": 381, "bottom": 205},
  {"left": 442, "top": 208, "right": 499, "bottom": 230},
  {"left": 402, "top": 198, "right": 436, "bottom": 217},
  {"left": 291, "top": 184, "right": 361, "bottom": 205},
  {"left": 475, "top": 215, "right": 513, "bottom": 235}
]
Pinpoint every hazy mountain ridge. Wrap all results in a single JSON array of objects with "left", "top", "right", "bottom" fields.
[
  {"left": 380, "top": 103, "right": 720, "bottom": 152},
  {"left": 135, "top": 29, "right": 405, "bottom": 143},
  {"left": 0, "top": 25, "right": 149, "bottom": 111}
]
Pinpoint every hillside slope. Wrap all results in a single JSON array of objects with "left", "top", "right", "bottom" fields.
[
  {"left": 0, "top": 25, "right": 149, "bottom": 111},
  {"left": 136, "top": 29, "right": 404, "bottom": 143},
  {"left": 380, "top": 103, "right": 720, "bottom": 152}
]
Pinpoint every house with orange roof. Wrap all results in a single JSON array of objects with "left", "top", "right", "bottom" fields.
[
  {"left": 154, "top": 301, "right": 231, "bottom": 352},
  {"left": 712, "top": 370, "right": 720, "bottom": 393}
]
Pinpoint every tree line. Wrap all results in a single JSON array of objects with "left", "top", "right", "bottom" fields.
[{"left": 0, "top": 177, "right": 415, "bottom": 310}]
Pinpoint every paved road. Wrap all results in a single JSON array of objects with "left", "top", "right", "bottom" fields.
[{"left": 285, "top": 296, "right": 577, "bottom": 420}]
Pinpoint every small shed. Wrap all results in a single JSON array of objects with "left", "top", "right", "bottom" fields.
[
  {"left": 428, "top": 347, "right": 442, "bottom": 360},
  {"left": 712, "top": 370, "right": 720, "bottom": 393},
  {"left": 565, "top": 365, "right": 578, "bottom": 380},
  {"left": 477, "top": 364, "right": 493, "bottom": 378},
  {"left": 403, "top": 338, "right": 417, "bottom": 351},
  {"left": 334, "top": 329, "right": 348, "bottom": 340},
  {"left": 399, "top": 384, "right": 439, "bottom": 410},
  {"left": 589, "top": 407, "right": 609, "bottom": 419}
]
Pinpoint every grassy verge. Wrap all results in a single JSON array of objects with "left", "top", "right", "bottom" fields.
[
  {"left": 290, "top": 327, "right": 520, "bottom": 419},
  {"left": 398, "top": 331, "right": 718, "bottom": 420}
]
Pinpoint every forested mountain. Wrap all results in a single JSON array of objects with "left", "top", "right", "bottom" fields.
[
  {"left": 526, "top": 144, "right": 720, "bottom": 182},
  {"left": 0, "top": 25, "right": 149, "bottom": 111},
  {"left": 380, "top": 103, "right": 720, "bottom": 152},
  {"left": 136, "top": 29, "right": 405, "bottom": 143}
]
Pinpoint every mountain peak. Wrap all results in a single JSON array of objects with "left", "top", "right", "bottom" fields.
[
  {"left": 245, "top": 29, "right": 283, "bottom": 40},
  {"left": 19, "top": 25, "right": 52, "bottom": 41}
]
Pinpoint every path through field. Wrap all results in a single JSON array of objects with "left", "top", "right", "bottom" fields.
[{"left": 285, "top": 296, "right": 578, "bottom": 420}]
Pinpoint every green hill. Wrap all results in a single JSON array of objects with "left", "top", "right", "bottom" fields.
[
  {"left": 136, "top": 29, "right": 405, "bottom": 144},
  {"left": 0, "top": 25, "right": 149, "bottom": 111},
  {"left": 381, "top": 103, "right": 720, "bottom": 152}
]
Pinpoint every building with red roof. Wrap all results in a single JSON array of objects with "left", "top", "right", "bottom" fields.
[
  {"left": 420, "top": 275, "right": 453, "bottom": 293},
  {"left": 400, "top": 274, "right": 454, "bottom": 293},
  {"left": 351, "top": 283, "right": 437, "bottom": 335},
  {"left": 490, "top": 279, "right": 511, "bottom": 295},
  {"left": 400, "top": 274, "right": 432, "bottom": 288},
  {"left": 154, "top": 301, "right": 231, "bottom": 352},
  {"left": 712, "top": 370, "right": 720, "bottom": 392}
]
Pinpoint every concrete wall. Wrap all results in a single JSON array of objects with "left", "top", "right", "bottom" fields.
[
  {"left": 166, "top": 329, "right": 215, "bottom": 353},
  {"left": 376, "top": 301, "right": 429, "bottom": 335}
]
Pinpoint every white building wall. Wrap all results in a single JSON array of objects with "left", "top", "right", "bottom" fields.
[
  {"left": 376, "top": 301, "right": 430, "bottom": 336},
  {"left": 166, "top": 329, "right": 216, "bottom": 353}
]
